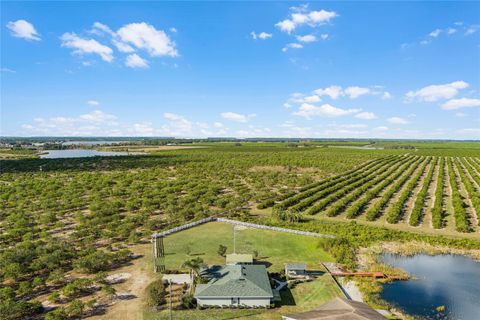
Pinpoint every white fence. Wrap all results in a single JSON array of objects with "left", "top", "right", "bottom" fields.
[{"left": 152, "top": 217, "right": 335, "bottom": 239}]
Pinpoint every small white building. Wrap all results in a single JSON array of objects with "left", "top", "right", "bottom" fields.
[{"left": 285, "top": 263, "right": 307, "bottom": 277}]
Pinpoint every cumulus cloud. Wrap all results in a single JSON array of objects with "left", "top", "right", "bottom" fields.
[
  {"left": 275, "top": 8, "right": 337, "bottom": 34},
  {"left": 6, "top": 19, "right": 40, "bottom": 41},
  {"left": 387, "top": 117, "right": 409, "bottom": 125},
  {"left": 20, "top": 110, "right": 120, "bottom": 136},
  {"left": 251, "top": 31, "right": 272, "bottom": 40},
  {"left": 282, "top": 43, "right": 303, "bottom": 52},
  {"left": 355, "top": 112, "right": 377, "bottom": 120},
  {"left": 293, "top": 103, "right": 360, "bottom": 119},
  {"left": 117, "top": 22, "right": 177, "bottom": 57},
  {"left": 313, "top": 86, "right": 343, "bottom": 99},
  {"left": 405, "top": 81, "right": 469, "bottom": 102},
  {"left": 441, "top": 98, "right": 480, "bottom": 110},
  {"left": 61, "top": 32, "right": 114, "bottom": 62},
  {"left": 221, "top": 112, "right": 256, "bottom": 123},
  {"left": 296, "top": 34, "right": 316, "bottom": 42},
  {"left": 87, "top": 100, "right": 100, "bottom": 106},
  {"left": 125, "top": 53, "right": 149, "bottom": 68},
  {"left": 344, "top": 86, "right": 371, "bottom": 99}
]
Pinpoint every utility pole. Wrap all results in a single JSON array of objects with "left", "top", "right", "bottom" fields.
[{"left": 233, "top": 225, "right": 236, "bottom": 254}]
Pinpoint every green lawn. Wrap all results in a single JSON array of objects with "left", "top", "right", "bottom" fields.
[
  {"left": 162, "top": 222, "right": 334, "bottom": 273},
  {"left": 144, "top": 222, "right": 341, "bottom": 319}
]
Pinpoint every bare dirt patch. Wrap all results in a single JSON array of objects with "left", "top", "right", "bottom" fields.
[{"left": 90, "top": 243, "right": 154, "bottom": 320}]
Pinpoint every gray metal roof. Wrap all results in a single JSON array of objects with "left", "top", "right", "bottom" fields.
[{"left": 194, "top": 265, "right": 273, "bottom": 298}]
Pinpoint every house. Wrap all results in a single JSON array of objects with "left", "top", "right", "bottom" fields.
[
  {"left": 285, "top": 263, "right": 307, "bottom": 276},
  {"left": 194, "top": 264, "right": 274, "bottom": 308},
  {"left": 226, "top": 253, "right": 253, "bottom": 265},
  {"left": 282, "top": 297, "right": 386, "bottom": 320}
]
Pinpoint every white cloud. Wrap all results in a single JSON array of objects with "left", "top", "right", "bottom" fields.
[
  {"left": 275, "top": 20, "right": 296, "bottom": 34},
  {"left": 387, "top": 117, "right": 409, "bottom": 125},
  {"left": 221, "top": 112, "right": 256, "bottom": 123},
  {"left": 296, "top": 34, "right": 316, "bottom": 42},
  {"left": 6, "top": 19, "right": 40, "bottom": 41},
  {"left": 455, "top": 112, "right": 466, "bottom": 117},
  {"left": 79, "top": 110, "right": 117, "bottom": 123},
  {"left": 251, "top": 31, "right": 272, "bottom": 40},
  {"left": 125, "top": 53, "right": 149, "bottom": 68},
  {"left": 355, "top": 112, "right": 377, "bottom": 120},
  {"left": 441, "top": 98, "right": 480, "bottom": 110},
  {"left": 293, "top": 103, "right": 360, "bottom": 119},
  {"left": 275, "top": 8, "right": 337, "bottom": 34},
  {"left": 213, "top": 122, "right": 224, "bottom": 128},
  {"left": 405, "top": 81, "right": 469, "bottom": 102},
  {"left": 456, "top": 128, "right": 480, "bottom": 136},
  {"left": 116, "top": 22, "right": 178, "bottom": 57},
  {"left": 373, "top": 126, "right": 388, "bottom": 131},
  {"left": 61, "top": 32, "right": 114, "bottom": 62},
  {"left": 87, "top": 100, "right": 99, "bottom": 106},
  {"left": 303, "top": 95, "right": 321, "bottom": 103},
  {"left": 382, "top": 91, "right": 392, "bottom": 99},
  {"left": 465, "top": 25, "right": 479, "bottom": 36},
  {"left": 344, "top": 86, "right": 371, "bottom": 99},
  {"left": 0, "top": 68, "right": 16, "bottom": 73},
  {"left": 282, "top": 43, "right": 303, "bottom": 52},
  {"left": 170, "top": 27, "right": 177, "bottom": 33},
  {"left": 320, "top": 34, "right": 329, "bottom": 40},
  {"left": 313, "top": 86, "right": 343, "bottom": 99},
  {"left": 161, "top": 113, "right": 193, "bottom": 136},
  {"left": 429, "top": 29, "right": 442, "bottom": 38},
  {"left": 447, "top": 28, "right": 457, "bottom": 35}
]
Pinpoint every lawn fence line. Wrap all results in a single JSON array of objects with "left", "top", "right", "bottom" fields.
[{"left": 152, "top": 216, "right": 335, "bottom": 239}]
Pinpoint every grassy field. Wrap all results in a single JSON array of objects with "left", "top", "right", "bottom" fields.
[{"left": 162, "top": 222, "right": 334, "bottom": 272}]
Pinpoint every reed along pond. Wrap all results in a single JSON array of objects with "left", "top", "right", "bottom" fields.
[{"left": 381, "top": 254, "right": 480, "bottom": 319}]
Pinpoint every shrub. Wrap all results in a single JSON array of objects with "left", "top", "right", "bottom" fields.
[{"left": 145, "top": 279, "right": 166, "bottom": 307}]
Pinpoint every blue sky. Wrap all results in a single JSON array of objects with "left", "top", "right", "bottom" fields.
[{"left": 1, "top": 1, "right": 479, "bottom": 139}]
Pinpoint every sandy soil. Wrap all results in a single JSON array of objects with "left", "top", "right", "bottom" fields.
[{"left": 90, "top": 243, "right": 153, "bottom": 320}]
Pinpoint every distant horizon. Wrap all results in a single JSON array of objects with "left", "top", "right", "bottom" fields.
[{"left": 1, "top": 136, "right": 479, "bottom": 142}]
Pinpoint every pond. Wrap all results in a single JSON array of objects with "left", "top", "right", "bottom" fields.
[
  {"left": 40, "top": 149, "right": 138, "bottom": 158},
  {"left": 381, "top": 253, "right": 480, "bottom": 319}
]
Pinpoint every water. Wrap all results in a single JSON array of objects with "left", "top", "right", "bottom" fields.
[
  {"left": 40, "top": 149, "right": 135, "bottom": 158},
  {"left": 381, "top": 254, "right": 480, "bottom": 319}
]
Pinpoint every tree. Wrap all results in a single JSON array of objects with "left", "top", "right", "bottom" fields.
[
  {"left": 66, "top": 299, "right": 84, "bottom": 318},
  {"left": 182, "top": 257, "right": 206, "bottom": 277},
  {"left": 102, "top": 285, "right": 116, "bottom": 300},
  {"left": 145, "top": 279, "right": 166, "bottom": 307},
  {"left": 217, "top": 244, "right": 227, "bottom": 257}
]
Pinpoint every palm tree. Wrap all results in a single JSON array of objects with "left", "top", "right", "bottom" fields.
[{"left": 182, "top": 257, "right": 206, "bottom": 283}]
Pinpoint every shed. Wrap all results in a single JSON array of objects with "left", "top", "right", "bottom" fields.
[
  {"left": 285, "top": 263, "right": 307, "bottom": 276},
  {"left": 226, "top": 253, "right": 253, "bottom": 265}
]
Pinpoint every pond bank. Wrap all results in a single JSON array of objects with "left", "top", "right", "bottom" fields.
[{"left": 356, "top": 241, "right": 480, "bottom": 319}]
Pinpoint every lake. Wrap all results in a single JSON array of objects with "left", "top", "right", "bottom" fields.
[
  {"left": 381, "top": 253, "right": 480, "bottom": 319},
  {"left": 40, "top": 149, "right": 136, "bottom": 158}
]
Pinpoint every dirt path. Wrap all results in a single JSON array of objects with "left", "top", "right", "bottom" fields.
[
  {"left": 402, "top": 158, "right": 431, "bottom": 226},
  {"left": 425, "top": 159, "right": 440, "bottom": 229},
  {"left": 452, "top": 160, "right": 478, "bottom": 231},
  {"left": 91, "top": 243, "right": 153, "bottom": 320}
]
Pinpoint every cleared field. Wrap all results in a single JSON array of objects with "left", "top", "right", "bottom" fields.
[{"left": 268, "top": 155, "right": 480, "bottom": 234}]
